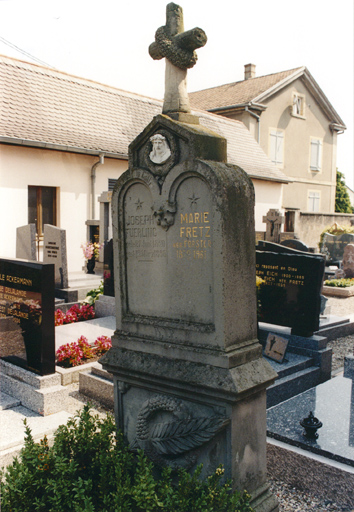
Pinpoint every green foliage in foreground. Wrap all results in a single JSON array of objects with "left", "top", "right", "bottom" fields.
[
  {"left": 0, "top": 405, "right": 254, "bottom": 512},
  {"left": 84, "top": 281, "right": 104, "bottom": 305},
  {"left": 324, "top": 278, "right": 354, "bottom": 288}
]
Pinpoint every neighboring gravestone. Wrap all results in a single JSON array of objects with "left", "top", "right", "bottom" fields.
[
  {"left": 101, "top": 5, "right": 278, "bottom": 512},
  {"left": 43, "top": 224, "right": 68, "bottom": 288},
  {"left": 342, "top": 244, "right": 354, "bottom": 278},
  {"left": 321, "top": 232, "right": 354, "bottom": 264},
  {"left": 0, "top": 258, "right": 55, "bottom": 375},
  {"left": 16, "top": 224, "right": 37, "bottom": 261},
  {"left": 263, "top": 209, "right": 284, "bottom": 243},
  {"left": 280, "top": 238, "right": 309, "bottom": 252},
  {"left": 256, "top": 241, "right": 325, "bottom": 336},
  {"left": 103, "top": 239, "right": 114, "bottom": 297}
]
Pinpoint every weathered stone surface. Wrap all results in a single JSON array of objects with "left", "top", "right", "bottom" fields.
[
  {"left": 149, "top": 3, "right": 207, "bottom": 116},
  {"left": 43, "top": 225, "right": 68, "bottom": 288},
  {"left": 101, "top": 5, "right": 278, "bottom": 510},
  {"left": 342, "top": 243, "right": 354, "bottom": 277},
  {"left": 101, "top": 111, "right": 277, "bottom": 510},
  {"left": 16, "top": 224, "right": 36, "bottom": 261}
]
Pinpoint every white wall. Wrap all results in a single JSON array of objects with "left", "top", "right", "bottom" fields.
[
  {"left": 252, "top": 178, "right": 285, "bottom": 231},
  {"left": 0, "top": 145, "right": 127, "bottom": 272}
]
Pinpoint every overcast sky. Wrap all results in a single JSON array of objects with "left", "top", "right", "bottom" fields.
[{"left": 1, "top": 0, "right": 353, "bottom": 187}]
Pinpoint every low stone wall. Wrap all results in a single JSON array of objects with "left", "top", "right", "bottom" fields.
[{"left": 297, "top": 212, "right": 354, "bottom": 250}]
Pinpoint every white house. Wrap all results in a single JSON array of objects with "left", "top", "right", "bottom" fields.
[{"left": 0, "top": 55, "right": 288, "bottom": 273}]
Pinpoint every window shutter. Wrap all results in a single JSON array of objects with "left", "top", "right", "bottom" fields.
[
  {"left": 270, "top": 130, "right": 284, "bottom": 165},
  {"left": 310, "top": 139, "right": 322, "bottom": 171}
]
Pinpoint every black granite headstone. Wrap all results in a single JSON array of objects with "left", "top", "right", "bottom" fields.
[
  {"left": 256, "top": 242, "right": 325, "bottom": 337},
  {"left": 0, "top": 259, "right": 55, "bottom": 375},
  {"left": 321, "top": 233, "right": 354, "bottom": 264},
  {"left": 103, "top": 239, "right": 114, "bottom": 297},
  {"left": 280, "top": 239, "right": 309, "bottom": 252}
]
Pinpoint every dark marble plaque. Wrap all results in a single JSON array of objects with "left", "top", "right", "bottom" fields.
[
  {"left": 321, "top": 233, "right": 354, "bottom": 263},
  {"left": 0, "top": 259, "right": 55, "bottom": 375},
  {"left": 103, "top": 239, "right": 114, "bottom": 297},
  {"left": 256, "top": 243, "right": 325, "bottom": 336}
]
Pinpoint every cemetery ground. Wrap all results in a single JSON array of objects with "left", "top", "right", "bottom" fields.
[{"left": 0, "top": 295, "right": 353, "bottom": 511}]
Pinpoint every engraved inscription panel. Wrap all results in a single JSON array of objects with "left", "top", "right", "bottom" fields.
[
  {"left": 125, "top": 183, "right": 168, "bottom": 316},
  {"left": 169, "top": 177, "right": 213, "bottom": 324},
  {"left": 124, "top": 177, "right": 213, "bottom": 325}
]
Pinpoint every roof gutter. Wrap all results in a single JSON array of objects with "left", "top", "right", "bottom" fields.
[
  {"left": 245, "top": 105, "right": 261, "bottom": 143},
  {"left": 0, "top": 137, "right": 129, "bottom": 160},
  {"left": 91, "top": 154, "right": 105, "bottom": 220},
  {"left": 208, "top": 102, "right": 267, "bottom": 114}
]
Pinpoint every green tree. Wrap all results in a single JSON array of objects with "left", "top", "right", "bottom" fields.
[{"left": 335, "top": 170, "right": 353, "bottom": 213}]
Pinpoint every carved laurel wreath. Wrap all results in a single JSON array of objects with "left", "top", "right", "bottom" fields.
[
  {"left": 155, "top": 26, "right": 198, "bottom": 69},
  {"left": 132, "top": 395, "right": 229, "bottom": 469}
]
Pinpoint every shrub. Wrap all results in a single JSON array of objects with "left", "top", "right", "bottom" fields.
[{"left": 0, "top": 405, "right": 255, "bottom": 512}]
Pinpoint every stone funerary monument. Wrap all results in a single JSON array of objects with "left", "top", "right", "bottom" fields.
[{"left": 101, "top": 4, "right": 278, "bottom": 511}]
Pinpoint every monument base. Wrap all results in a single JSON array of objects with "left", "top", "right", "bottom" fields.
[
  {"left": 250, "top": 482, "right": 279, "bottom": 512},
  {"left": 0, "top": 360, "right": 67, "bottom": 416},
  {"left": 102, "top": 346, "right": 278, "bottom": 512}
]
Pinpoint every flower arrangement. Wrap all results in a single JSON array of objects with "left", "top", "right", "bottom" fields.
[
  {"left": 56, "top": 335, "right": 112, "bottom": 367},
  {"left": 55, "top": 304, "right": 95, "bottom": 326},
  {"left": 94, "top": 335, "right": 112, "bottom": 356},
  {"left": 81, "top": 242, "right": 102, "bottom": 261},
  {"left": 324, "top": 278, "right": 354, "bottom": 288}
]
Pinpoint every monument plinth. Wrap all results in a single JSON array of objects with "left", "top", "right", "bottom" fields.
[{"left": 101, "top": 4, "right": 278, "bottom": 511}]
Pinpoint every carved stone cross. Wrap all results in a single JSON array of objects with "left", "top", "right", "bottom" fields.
[
  {"left": 263, "top": 208, "right": 284, "bottom": 242},
  {"left": 149, "top": 3, "right": 207, "bottom": 118}
]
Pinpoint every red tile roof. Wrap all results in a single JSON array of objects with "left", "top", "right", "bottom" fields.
[{"left": 189, "top": 68, "right": 302, "bottom": 110}]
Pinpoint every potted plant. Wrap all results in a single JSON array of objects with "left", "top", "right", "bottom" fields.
[{"left": 81, "top": 242, "right": 101, "bottom": 274}]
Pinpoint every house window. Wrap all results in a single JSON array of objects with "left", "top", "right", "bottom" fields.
[
  {"left": 270, "top": 129, "right": 284, "bottom": 166},
  {"left": 310, "top": 138, "right": 322, "bottom": 171},
  {"left": 292, "top": 93, "right": 305, "bottom": 117},
  {"left": 28, "top": 186, "right": 57, "bottom": 236},
  {"left": 308, "top": 191, "right": 320, "bottom": 212}
]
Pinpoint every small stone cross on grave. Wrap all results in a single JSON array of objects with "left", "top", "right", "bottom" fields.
[
  {"left": 149, "top": 2, "right": 207, "bottom": 120},
  {"left": 263, "top": 208, "right": 284, "bottom": 243}
]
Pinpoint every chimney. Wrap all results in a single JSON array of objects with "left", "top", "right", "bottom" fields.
[{"left": 244, "top": 63, "right": 256, "bottom": 80}]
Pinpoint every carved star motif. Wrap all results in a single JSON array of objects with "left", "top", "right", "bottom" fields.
[
  {"left": 189, "top": 193, "right": 199, "bottom": 206},
  {"left": 135, "top": 199, "right": 144, "bottom": 210}
]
